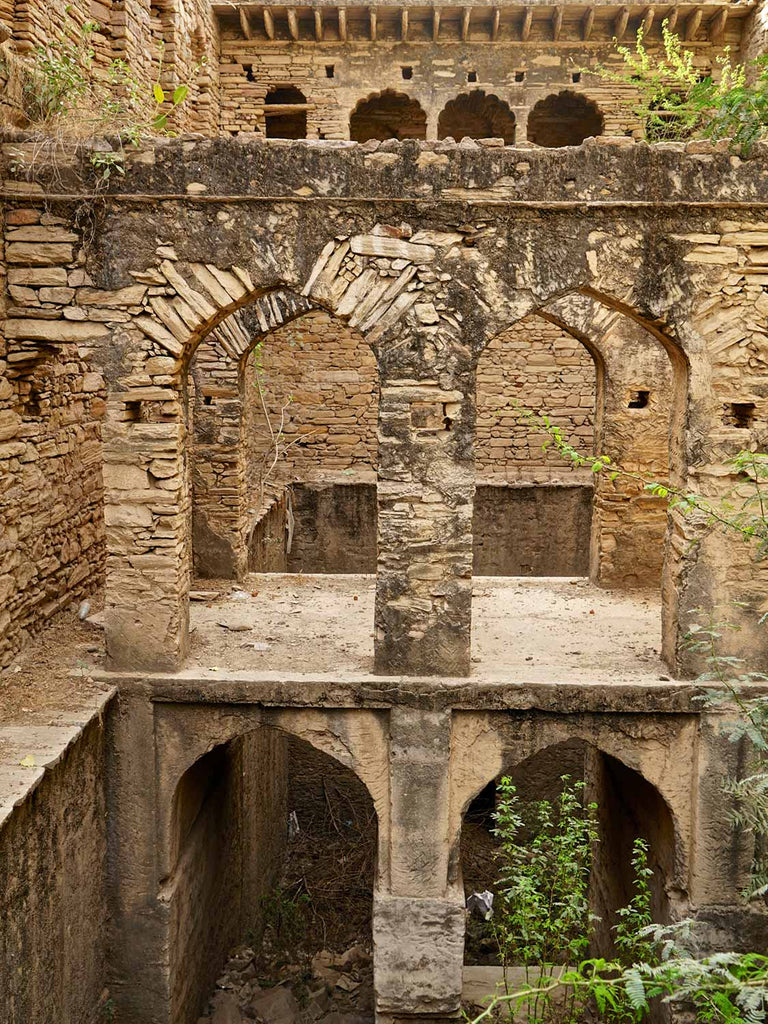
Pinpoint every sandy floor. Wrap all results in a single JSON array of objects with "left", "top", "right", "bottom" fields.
[{"left": 188, "top": 574, "right": 666, "bottom": 683}]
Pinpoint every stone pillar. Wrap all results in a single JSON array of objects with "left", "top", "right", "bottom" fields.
[
  {"left": 374, "top": 378, "right": 473, "bottom": 676},
  {"left": 103, "top": 387, "right": 189, "bottom": 672},
  {"left": 190, "top": 351, "right": 249, "bottom": 579},
  {"left": 374, "top": 709, "right": 465, "bottom": 1022}
]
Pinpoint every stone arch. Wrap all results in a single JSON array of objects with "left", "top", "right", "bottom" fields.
[
  {"left": 527, "top": 91, "right": 605, "bottom": 147},
  {"left": 437, "top": 90, "right": 517, "bottom": 144},
  {"left": 475, "top": 290, "right": 684, "bottom": 596},
  {"left": 349, "top": 90, "right": 427, "bottom": 142},
  {"left": 265, "top": 85, "right": 308, "bottom": 139},
  {"left": 162, "top": 713, "right": 383, "bottom": 1023},
  {"left": 458, "top": 735, "right": 678, "bottom": 963},
  {"left": 190, "top": 301, "right": 380, "bottom": 578}
]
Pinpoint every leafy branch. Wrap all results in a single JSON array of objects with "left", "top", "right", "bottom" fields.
[{"left": 587, "top": 20, "right": 768, "bottom": 152}]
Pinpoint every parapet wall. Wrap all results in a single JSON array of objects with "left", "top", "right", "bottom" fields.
[{"left": 0, "top": 697, "right": 113, "bottom": 1024}]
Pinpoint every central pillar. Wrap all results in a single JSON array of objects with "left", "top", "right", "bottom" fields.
[
  {"left": 374, "top": 377, "right": 473, "bottom": 676},
  {"left": 373, "top": 708, "right": 464, "bottom": 1022}
]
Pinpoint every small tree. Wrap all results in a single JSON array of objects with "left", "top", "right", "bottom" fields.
[{"left": 589, "top": 20, "right": 768, "bottom": 152}]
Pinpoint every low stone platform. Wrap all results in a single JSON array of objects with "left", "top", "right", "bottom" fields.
[{"left": 180, "top": 573, "right": 664, "bottom": 685}]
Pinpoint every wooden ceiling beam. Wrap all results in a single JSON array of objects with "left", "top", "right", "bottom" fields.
[
  {"left": 614, "top": 5, "right": 630, "bottom": 39},
  {"left": 552, "top": 5, "right": 563, "bottom": 40},
  {"left": 461, "top": 6, "right": 471, "bottom": 41},
  {"left": 369, "top": 7, "right": 377, "bottom": 41},
  {"left": 491, "top": 7, "right": 501, "bottom": 41},
  {"left": 401, "top": 8, "right": 408, "bottom": 39},
  {"left": 314, "top": 8, "right": 323, "bottom": 40},
  {"left": 432, "top": 7, "right": 441, "bottom": 40},
  {"left": 263, "top": 7, "right": 275, "bottom": 39},
  {"left": 239, "top": 8, "right": 252, "bottom": 38},
  {"left": 642, "top": 6, "right": 655, "bottom": 36},
  {"left": 521, "top": 7, "right": 532, "bottom": 40},
  {"left": 685, "top": 5, "right": 704, "bottom": 39},
  {"left": 666, "top": 7, "right": 679, "bottom": 34},
  {"left": 709, "top": 6, "right": 728, "bottom": 42},
  {"left": 582, "top": 7, "right": 594, "bottom": 39},
  {"left": 287, "top": 7, "right": 299, "bottom": 40},
  {"left": 338, "top": 7, "right": 347, "bottom": 41}
]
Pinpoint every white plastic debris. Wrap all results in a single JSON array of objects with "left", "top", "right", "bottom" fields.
[{"left": 466, "top": 890, "right": 494, "bottom": 920}]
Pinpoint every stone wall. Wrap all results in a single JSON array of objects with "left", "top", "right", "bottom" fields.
[
  {"left": 0, "top": 702, "right": 112, "bottom": 1024},
  {"left": 217, "top": 20, "right": 739, "bottom": 141},
  {"left": 0, "top": 0, "right": 220, "bottom": 134},
  {"left": 476, "top": 315, "right": 596, "bottom": 479},
  {"left": 0, "top": 205, "right": 106, "bottom": 668}
]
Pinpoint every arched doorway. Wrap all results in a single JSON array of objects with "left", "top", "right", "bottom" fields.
[
  {"left": 170, "top": 729, "right": 378, "bottom": 1024},
  {"left": 438, "top": 91, "right": 517, "bottom": 144},
  {"left": 460, "top": 739, "right": 675, "bottom": 970},
  {"left": 527, "top": 91, "right": 604, "bottom": 147},
  {"left": 349, "top": 90, "right": 427, "bottom": 142}
]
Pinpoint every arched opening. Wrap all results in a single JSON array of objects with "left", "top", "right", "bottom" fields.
[
  {"left": 265, "top": 86, "right": 308, "bottom": 139},
  {"left": 188, "top": 303, "right": 381, "bottom": 672},
  {"left": 349, "top": 90, "right": 427, "bottom": 143},
  {"left": 527, "top": 91, "right": 604, "bottom": 147},
  {"left": 169, "top": 730, "right": 378, "bottom": 1024},
  {"left": 460, "top": 740, "right": 675, "bottom": 974},
  {"left": 437, "top": 90, "right": 517, "bottom": 144},
  {"left": 474, "top": 314, "right": 598, "bottom": 578}
]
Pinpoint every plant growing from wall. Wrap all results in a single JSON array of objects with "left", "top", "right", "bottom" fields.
[
  {"left": 588, "top": 21, "right": 768, "bottom": 152},
  {"left": 12, "top": 13, "right": 199, "bottom": 184},
  {"left": 468, "top": 406, "right": 768, "bottom": 1023}
]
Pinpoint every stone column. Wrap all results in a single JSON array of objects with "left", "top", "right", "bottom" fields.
[
  {"left": 374, "top": 375, "right": 473, "bottom": 676},
  {"left": 373, "top": 708, "right": 465, "bottom": 1022},
  {"left": 103, "top": 387, "right": 190, "bottom": 672}
]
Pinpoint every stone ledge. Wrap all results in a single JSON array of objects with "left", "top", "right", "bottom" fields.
[
  {"left": 0, "top": 690, "right": 116, "bottom": 830},
  {"left": 1, "top": 132, "right": 766, "bottom": 206},
  {"left": 89, "top": 670, "right": 755, "bottom": 713}
]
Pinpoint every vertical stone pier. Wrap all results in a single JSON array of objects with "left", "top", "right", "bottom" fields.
[{"left": 375, "top": 373, "right": 474, "bottom": 677}]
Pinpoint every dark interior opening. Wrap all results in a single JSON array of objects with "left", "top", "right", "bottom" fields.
[
  {"left": 265, "top": 86, "right": 307, "bottom": 139},
  {"left": 438, "top": 90, "right": 516, "bottom": 144},
  {"left": 349, "top": 90, "right": 427, "bottom": 142},
  {"left": 527, "top": 90, "right": 604, "bottom": 147},
  {"left": 724, "top": 402, "right": 756, "bottom": 428},
  {"left": 628, "top": 389, "right": 650, "bottom": 409}
]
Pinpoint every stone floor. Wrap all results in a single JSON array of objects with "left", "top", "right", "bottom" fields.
[{"left": 187, "top": 574, "right": 666, "bottom": 684}]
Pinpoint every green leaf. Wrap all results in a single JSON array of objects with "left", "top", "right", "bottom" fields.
[
  {"left": 172, "top": 84, "right": 189, "bottom": 105},
  {"left": 153, "top": 83, "right": 165, "bottom": 104},
  {"left": 153, "top": 113, "right": 168, "bottom": 131}
]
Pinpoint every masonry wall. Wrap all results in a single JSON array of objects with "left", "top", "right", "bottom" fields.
[
  {"left": 217, "top": 22, "right": 739, "bottom": 141},
  {"left": 476, "top": 315, "right": 596, "bottom": 479},
  {"left": 0, "top": 0, "right": 220, "bottom": 134},
  {"left": 0, "top": 205, "right": 106, "bottom": 668},
  {"left": 0, "top": 709, "right": 111, "bottom": 1024}
]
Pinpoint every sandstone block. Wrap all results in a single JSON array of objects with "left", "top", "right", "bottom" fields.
[
  {"left": 6, "top": 243, "right": 75, "bottom": 265},
  {"left": 77, "top": 285, "right": 147, "bottom": 306},
  {"left": 4, "top": 319, "right": 110, "bottom": 342}
]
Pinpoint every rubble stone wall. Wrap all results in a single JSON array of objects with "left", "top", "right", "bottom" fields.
[
  {"left": 217, "top": 29, "right": 738, "bottom": 141},
  {"left": 0, "top": 205, "right": 106, "bottom": 668},
  {"left": 0, "top": 705, "right": 112, "bottom": 1024},
  {"left": 2, "top": 137, "right": 767, "bottom": 676}
]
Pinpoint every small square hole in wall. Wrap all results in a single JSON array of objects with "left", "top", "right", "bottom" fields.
[
  {"left": 203, "top": 395, "right": 214, "bottom": 406},
  {"left": 467, "top": 69, "right": 478, "bottom": 83},
  {"left": 243, "top": 63, "right": 255, "bottom": 83},
  {"left": 325, "top": 64, "right": 335, "bottom": 78},
  {"left": 572, "top": 71, "right": 582, "bottom": 83},
  {"left": 628, "top": 389, "right": 650, "bottom": 409},
  {"left": 124, "top": 400, "right": 143, "bottom": 422},
  {"left": 401, "top": 66, "right": 413, "bottom": 80},
  {"left": 515, "top": 70, "right": 525, "bottom": 82},
  {"left": 724, "top": 402, "right": 756, "bottom": 428}
]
